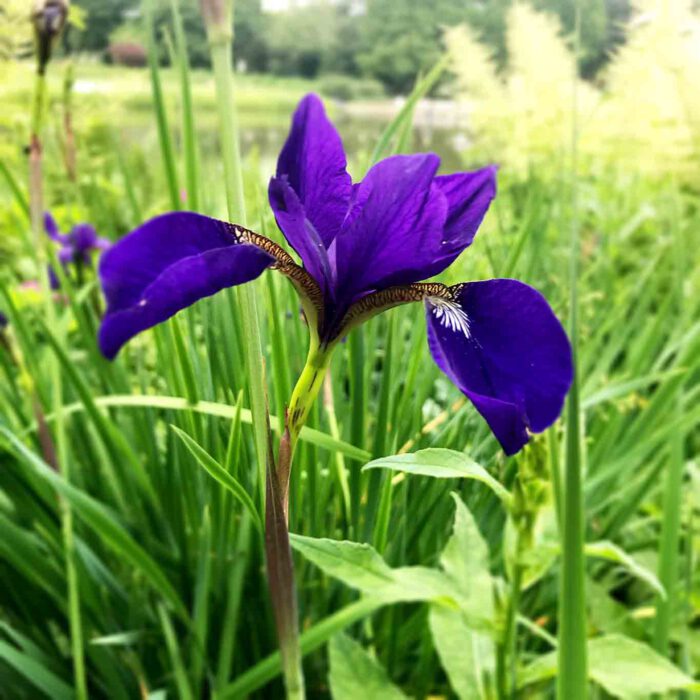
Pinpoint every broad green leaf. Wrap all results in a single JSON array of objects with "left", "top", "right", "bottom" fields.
[
  {"left": 440, "top": 493, "right": 494, "bottom": 622},
  {"left": 429, "top": 605, "right": 495, "bottom": 700},
  {"left": 328, "top": 633, "right": 407, "bottom": 700},
  {"left": 0, "top": 640, "right": 74, "bottom": 700},
  {"left": 171, "top": 425, "right": 262, "bottom": 533},
  {"left": 363, "top": 448, "right": 511, "bottom": 504},
  {"left": 588, "top": 635, "right": 700, "bottom": 698},
  {"left": 584, "top": 540, "right": 665, "bottom": 598},
  {"left": 519, "top": 634, "right": 700, "bottom": 697},
  {"left": 0, "top": 426, "right": 188, "bottom": 621},
  {"left": 290, "top": 534, "right": 456, "bottom": 605},
  {"left": 429, "top": 495, "right": 496, "bottom": 699}
]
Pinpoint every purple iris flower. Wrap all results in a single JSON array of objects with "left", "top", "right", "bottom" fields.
[
  {"left": 45, "top": 212, "right": 111, "bottom": 288},
  {"left": 97, "top": 94, "right": 572, "bottom": 455}
]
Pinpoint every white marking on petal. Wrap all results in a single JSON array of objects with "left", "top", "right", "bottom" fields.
[{"left": 427, "top": 296, "right": 471, "bottom": 337}]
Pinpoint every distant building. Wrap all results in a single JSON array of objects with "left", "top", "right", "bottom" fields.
[{"left": 261, "top": 0, "right": 365, "bottom": 14}]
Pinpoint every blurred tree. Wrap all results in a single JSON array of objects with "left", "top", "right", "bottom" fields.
[
  {"left": 265, "top": 3, "right": 338, "bottom": 77},
  {"left": 74, "top": 0, "right": 132, "bottom": 52},
  {"left": 233, "top": 0, "right": 268, "bottom": 72},
  {"left": 357, "top": 0, "right": 473, "bottom": 94}
]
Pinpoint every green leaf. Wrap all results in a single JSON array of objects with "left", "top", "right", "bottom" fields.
[
  {"left": 429, "top": 606, "right": 494, "bottom": 700},
  {"left": 440, "top": 493, "right": 494, "bottom": 621},
  {"left": 363, "top": 449, "right": 511, "bottom": 505},
  {"left": 519, "top": 635, "right": 700, "bottom": 697},
  {"left": 290, "top": 534, "right": 456, "bottom": 605},
  {"left": 0, "top": 640, "right": 74, "bottom": 700},
  {"left": 584, "top": 540, "right": 665, "bottom": 598},
  {"left": 89, "top": 631, "right": 143, "bottom": 647},
  {"left": 588, "top": 635, "right": 700, "bottom": 698},
  {"left": 429, "top": 495, "right": 496, "bottom": 699},
  {"left": 0, "top": 426, "right": 188, "bottom": 621},
  {"left": 171, "top": 425, "right": 262, "bottom": 533},
  {"left": 328, "top": 633, "right": 407, "bottom": 700},
  {"left": 43, "top": 394, "right": 369, "bottom": 462}
]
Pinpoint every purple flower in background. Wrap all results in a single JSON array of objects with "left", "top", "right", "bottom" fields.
[
  {"left": 45, "top": 212, "right": 111, "bottom": 287},
  {"left": 97, "top": 94, "right": 572, "bottom": 454},
  {"left": 0, "top": 311, "right": 8, "bottom": 330}
]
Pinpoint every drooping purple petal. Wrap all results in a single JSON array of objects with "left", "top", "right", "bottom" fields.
[
  {"left": 425, "top": 279, "right": 572, "bottom": 455},
  {"left": 273, "top": 93, "right": 352, "bottom": 250},
  {"left": 98, "top": 212, "right": 274, "bottom": 359},
  {"left": 268, "top": 176, "right": 333, "bottom": 294},
  {"left": 331, "top": 153, "right": 448, "bottom": 301}
]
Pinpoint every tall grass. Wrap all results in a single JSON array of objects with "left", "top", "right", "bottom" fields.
[{"left": 0, "top": 0, "right": 699, "bottom": 698}]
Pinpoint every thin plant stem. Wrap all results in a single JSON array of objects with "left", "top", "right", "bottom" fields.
[
  {"left": 30, "top": 66, "right": 88, "bottom": 700},
  {"left": 203, "top": 2, "right": 304, "bottom": 697},
  {"left": 653, "top": 190, "right": 687, "bottom": 656},
  {"left": 557, "top": 4, "right": 588, "bottom": 698},
  {"left": 496, "top": 526, "right": 524, "bottom": 700}
]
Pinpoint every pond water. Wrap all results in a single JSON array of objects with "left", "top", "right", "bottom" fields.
[{"left": 195, "top": 100, "right": 472, "bottom": 179}]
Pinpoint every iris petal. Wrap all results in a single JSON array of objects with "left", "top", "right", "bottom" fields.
[
  {"left": 98, "top": 212, "right": 274, "bottom": 359},
  {"left": 273, "top": 93, "right": 352, "bottom": 250},
  {"left": 44, "top": 212, "right": 68, "bottom": 243},
  {"left": 268, "top": 176, "right": 333, "bottom": 294},
  {"left": 332, "top": 153, "right": 448, "bottom": 301},
  {"left": 421, "top": 166, "right": 496, "bottom": 276},
  {"left": 425, "top": 279, "right": 572, "bottom": 455}
]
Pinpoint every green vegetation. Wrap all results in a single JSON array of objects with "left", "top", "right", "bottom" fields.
[{"left": 1, "top": 1, "right": 699, "bottom": 699}]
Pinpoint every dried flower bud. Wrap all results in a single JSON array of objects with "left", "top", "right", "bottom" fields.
[
  {"left": 199, "top": 0, "right": 231, "bottom": 40},
  {"left": 32, "top": 0, "right": 70, "bottom": 74}
]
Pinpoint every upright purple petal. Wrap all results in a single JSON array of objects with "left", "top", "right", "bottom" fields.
[
  {"left": 44, "top": 212, "right": 68, "bottom": 243},
  {"left": 98, "top": 212, "right": 274, "bottom": 359},
  {"left": 268, "top": 177, "right": 333, "bottom": 294},
  {"left": 421, "top": 166, "right": 496, "bottom": 276},
  {"left": 273, "top": 93, "right": 352, "bottom": 251},
  {"left": 426, "top": 279, "right": 572, "bottom": 455},
  {"left": 332, "top": 153, "right": 448, "bottom": 301},
  {"left": 69, "top": 223, "right": 99, "bottom": 252}
]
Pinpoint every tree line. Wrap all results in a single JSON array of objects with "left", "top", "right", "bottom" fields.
[{"left": 72, "top": 0, "right": 631, "bottom": 94}]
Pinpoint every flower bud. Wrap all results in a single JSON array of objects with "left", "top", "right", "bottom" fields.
[{"left": 32, "top": 0, "right": 70, "bottom": 74}]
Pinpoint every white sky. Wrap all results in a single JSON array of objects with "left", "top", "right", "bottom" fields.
[{"left": 262, "top": 0, "right": 365, "bottom": 12}]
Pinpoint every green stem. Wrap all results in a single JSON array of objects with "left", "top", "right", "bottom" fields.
[
  {"left": 496, "top": 536, "right": 524, "bottom": 699},
  {"left": 30, "top": 68, "right": 87, "bottom": 700},
  {"left": 653, "top": 400, "right": 684, "bottom": 654},
  {"left": 557, "top": 4, "right": 587, "bottom": 697},
  {"left": 287, "top": 341, "right": 332, "bottom": 448},
  {"left": 204, "top": 6, "right": 302, "bottom": 698},
  {"left": 208, "top": 33, "right": 269, "bottom": 498}
]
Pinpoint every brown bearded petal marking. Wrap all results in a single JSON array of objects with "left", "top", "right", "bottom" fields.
[
  {"left": 334, "top": 282, "right": 465, "bottom": 342},
  {"left": 223, "top": 222, "right": 325, "bottom": 324}
]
